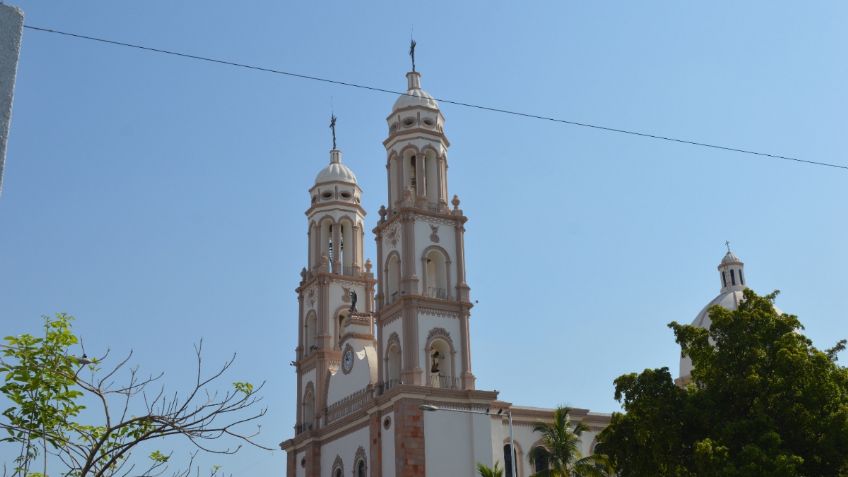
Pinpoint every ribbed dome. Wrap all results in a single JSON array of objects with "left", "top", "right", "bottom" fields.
[
  {"left": 314, "top": 150, "right": 357, "bottom": 185},
  {"left": 392, "top": 72, "right": 439, "bottom": 111}
]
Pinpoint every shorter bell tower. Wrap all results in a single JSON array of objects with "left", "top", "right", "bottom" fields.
[{"left": 293, "top": 122, "right": 376, "bottom": 436}]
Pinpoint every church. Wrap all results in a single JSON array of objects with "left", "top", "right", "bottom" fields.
[{"left": 278, "top": 63, "right": 752, "bottom": 476}]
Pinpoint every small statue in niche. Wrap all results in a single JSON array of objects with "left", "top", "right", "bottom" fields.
[
  {"left": 342, "top": 287, "right": 351, "bottom": 303},
  {"left": 349, "top": 289, "right": 358, "bottom": 312},
  {"left": 429, "top": 348, "right": 441, "bottom": 388}
]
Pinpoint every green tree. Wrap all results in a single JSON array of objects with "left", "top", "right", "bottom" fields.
[
  {"left": 527, "top": 406, "right": 611, "bottom": 477},
  {"left": 596, "top": 289, "right": 848, "bottom": 477},
  {"left": 1, "top": 313, "right": 270, "bottom": 477},
  {"left": 476, "top": 461, "right": 504, "bottom": 477}
]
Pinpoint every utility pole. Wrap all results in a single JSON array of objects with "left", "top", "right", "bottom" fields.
[{"left": 0, "top": 2, "right": 24, "bottom": 195}]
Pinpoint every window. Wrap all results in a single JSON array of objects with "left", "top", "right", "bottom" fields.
[
  {"left": 356, "top": 460, "right": 366, "bottom": 477},
  {"left": 740, "top": 269, "right": 745, "bottom": 285},
  {"left": 722, "top": 271, "right": 727, "bottom": 288},
  {"left": 333, "top": 469, "right": 342, "bottom": 477},
  {"left": 731, "top": 269, "right": 736, "bottom": 286},
  {"left": 503, "top": 445, "right": 518, "bottom": 477},
  {"left": 533, "top": 449, "right": 549, "bottom": 473}
]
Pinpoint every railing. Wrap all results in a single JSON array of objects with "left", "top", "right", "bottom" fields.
[
  {"left": 427, "top": 375, "right": 461, "bottom": 389},
  {"left": 325, "top": 387, "right": 372, "bottom": 424},
  {"left": 381, "top": 379, "right": 403, "bottom": 393},
  {"left": 294, "top": 423, "right": 313, "bottom": 435},
  {"left": 427, "top": 202, "right": 447, "bottom": 213},
  {"left": 425, "top": 287, "right": 448, "bottom": 299}
]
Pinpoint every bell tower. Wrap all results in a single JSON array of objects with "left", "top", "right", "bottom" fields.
[
  {"left": 374, "top": 67, "right": 475, "bottom": 391},
  {"left": 293, "top": 127, "right": 376, "bottom": 435}
]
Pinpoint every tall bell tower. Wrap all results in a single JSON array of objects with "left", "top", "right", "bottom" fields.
[
  {"left": 293, "top": 134, "right": 376, "bottom": 435},
  {"left": 373, "top": 68, "right": 475, "bottom": 391}
]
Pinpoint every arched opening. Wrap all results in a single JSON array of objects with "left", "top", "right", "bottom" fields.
[
  {"left": 389, "top": 154, "right": 399, "bottom": 207},
  {"left": 503, "top": 444, "right": 518, "bottom": 477},
  {"left": 336, "top": 309, "right": 350, "bottom": 349},
  {"left": 531, "top": 446, "right": 549, "bottom": 474},
  {"left": 304, "top": 311, "right": 317, "bottom": 354},
  {"left": 333, "top": 469, "right": 342, "bottom": 477},
  {"left": 318, "top": 218, "right": 335, "bottom": 271},
  {"left": 302, "top": 385, "right": 315, "bottom": 431},
  {"left": 428, "top": 338, "right": 453, "bottom": 388},
  {"left": 385, "top": 253, "right": 401, "bottom": 304},
  {"left": 407, "top": 153, "right": 417, "bottom": 192},
  {"left": 386, "top": 342, "right": 401, "bottom": 387},
  {"left": 424, "top": 249, "right": 449, "bottom": 299},
  {"left": 355, "top": 459, "right": 366, "bottom": 477},
  {"left": 339, "top": 218, "right": 354, "bottom": 275},
  {"left": 425, "top": 150, "right": 439, "bottom": 203}
]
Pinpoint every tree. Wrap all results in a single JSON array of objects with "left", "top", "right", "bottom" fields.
[
  {"left": 476, "top": 461, "right": 503, "bottom": 477},
  {"left": 0, "top": 313, "right": 270, "bottom": 477},
  {"left": 527, "top": 406, "right": 611, "bottom": 477},
  {"left": 596, "top": 289, "right": 848, "bottom": 477}
]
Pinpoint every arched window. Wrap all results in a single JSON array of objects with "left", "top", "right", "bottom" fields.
[
  {"left": 424, "top": 150, "right": 439, "bottom": 202},
  {"left": 730, "top": 269, "right": 736, "bottom": 286},
  {"left": 385, "top": 253, "right": 401, "bottom": 304},
  {"left": 386, "top": 342, "right": 401, "bottom": 386},
  {"left": 532, "top": 447, "right": 549, "bottom": 473},
  {"left": 331, "top": 456, "right": 343, "bottom": 477},
  {"left": 339, "top": 219, "right": 355, "bottom": 274},
  {"left": 302, "top": 385, "right": 315, "bottom": 430},
  {"left": 503, "top": 444, "right": 518, "bottom": 477},
  {"left": 304, "top": 312, "right": 317, "bottom": 354},
  {"left": 423, "top": 248, "right": 449, "bottom": 299},
  {"left": 333, "top": 469, "right": 342, "bottom": 477},
  {"left": 722, "top": 271, "right": 727, "bottom": 288},
  {"left": 336, "top": 309, "right": 350, "bottom": 349},
  {"left": 739, "top": 269, "right": 745, "bottom": 285}
]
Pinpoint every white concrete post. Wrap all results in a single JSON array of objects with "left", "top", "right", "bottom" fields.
[{"left": 0, "top": 3, "right": 24, "bottom": 195}]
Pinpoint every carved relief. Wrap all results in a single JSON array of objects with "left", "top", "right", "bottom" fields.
[
  {"left": 420, "top": 308, "right": 459, "bottom": 319},
  {"left": 429, "top": 225, "right": 440, "bottom": 243},
  {"left": 416, "top": 214, "right": 455, "bottom": 226},
  {"left": 384, "top": 224, "right": 400, "bottom": 248},
  {"left": 426, "top": 327, "right": 453, "bottom": 344},
  {"left": 307, "top": 288, "right": 316, "bottom": 309},
  {"left": 341, "top": 286, "right": 351, "bottom": 303}
]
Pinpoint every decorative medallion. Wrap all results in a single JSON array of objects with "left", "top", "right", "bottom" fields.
[
  {"left": 342, "top": 344, "right": 354, "bottom": 374},
  {"left": 383, "top": 416, "right": 392, "bottom": 430},
  {"left": 429, "top": 225, "right": 440, "bottom": 243}
]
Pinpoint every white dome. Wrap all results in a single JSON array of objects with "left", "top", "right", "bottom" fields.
[
  {"left": 392, "top": 72, "right": 439, "bottom": 112},
  {"left": 720, "top": 250, "right": 742, "bottom": 266},
  {"left": 314, "top": 150, "right": 357, "bottom": 185}
]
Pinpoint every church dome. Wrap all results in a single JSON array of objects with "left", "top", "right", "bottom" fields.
[
  {"left": 720, "top": 250, "right": 742, "bottom": 265},
  {"left": 314, "top": 149, "right": 357, "bottom": 186},
  {"left": 392, "top": 72, "right": 439, "bottom": 111}
]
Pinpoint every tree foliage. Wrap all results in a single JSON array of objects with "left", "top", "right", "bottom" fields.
[
  {"left": 596, "top": 289, "right": 848, "bottom": 476},
  {"left": 476, "top": 461, "right": 503, "bottom": 477},
  {"left": 528, "top": 406, "right": 611, "bottom": 477},
  {"left": 1, "top": 313, "right": 269, "bottom": 477}
]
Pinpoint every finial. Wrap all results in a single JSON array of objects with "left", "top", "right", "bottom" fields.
[
  {"left": 725, "top": 240, "right": 731, "bottom": 253},
  {"left": 409, "top": 38, "right": 417, "bottom": 73},
  {"left": 329, "top": 114, "right": 338, "bottom": 150}
]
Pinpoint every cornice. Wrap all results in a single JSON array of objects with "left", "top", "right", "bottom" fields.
[
  {"left": 383, "top": 129, "right": 451, "bottom": 149},
  {"left": 305, "top": 201, "right": 367, "bottom": 218},
  {"left": 372, "top": 208, "right": 466, "bottom": 235}
]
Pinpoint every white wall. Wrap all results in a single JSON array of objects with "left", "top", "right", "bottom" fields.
[
  {"left": 0, "top": 3, "right": 24, "bottom": 193},
  {"left": 320, "top": 425, "right": 370, "bottom": 476},
  {"left": 294, "top": 450, "right": 305, "bottom": 477},
  {"left": 424, "top": 409, "right": 492, "bottom": 477},
  {"left": 326, "top": 344, "right": 376, "bottom": 406}
]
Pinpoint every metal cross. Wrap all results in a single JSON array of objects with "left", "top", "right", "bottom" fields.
[
  {"left": 329, "top": 114, "right": 337, "bottom": 150},
  {"left": 725, "top": 240, "right": 731, "bottom": 252},
  {"left": 409, "top": 38, "right": 417, "bottom": 72}
]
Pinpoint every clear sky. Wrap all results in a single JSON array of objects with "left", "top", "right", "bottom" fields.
[{"left": 2, "top": 1, "right": 846, "bottom": 474}]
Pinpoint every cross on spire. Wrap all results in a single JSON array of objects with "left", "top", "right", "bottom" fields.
[
  {"left": 725, "top": 240, "right": 731, "bottom": 253},
  {"left": 409, "top": 38, "right": 417, "bottom": 72},
  {"left": 329, "top": 114, "right": 337, "bottom": 150}
]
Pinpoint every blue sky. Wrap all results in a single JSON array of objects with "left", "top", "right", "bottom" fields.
[{"left": 2, "top": 1, "right": 846, "bottom": 474}]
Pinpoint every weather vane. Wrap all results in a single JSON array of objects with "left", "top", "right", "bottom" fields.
[
  {"left": 329, "top": 114, "right": 337, "bottom": 150},
  {"left": 409, "top": 38, "right": 417, "bottom": 72}
]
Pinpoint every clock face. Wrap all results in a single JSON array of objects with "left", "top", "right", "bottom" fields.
[{"left": 342, "top": 348, "right": 354, "bottom": 373}]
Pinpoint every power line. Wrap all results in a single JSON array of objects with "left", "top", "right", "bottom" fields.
[{"left": 22, "top": 24, "right": 848, "bottom": 172}]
